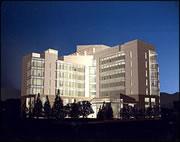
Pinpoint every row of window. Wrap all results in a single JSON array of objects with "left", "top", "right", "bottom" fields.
[
  {"left": 89, "top": 84, "right": 96, "bottom": 90},
  {"left": 101, "top": 60, "right": 125, "bottom": 68},
  {"left": 27, "top": 78, "right": 44, "bottom": 86},
  {"left": 89, "top": 66, "right": 96, "bottom": 75},
  {"left": 26, "top": 87, "right": 87, "bottom": 96},
  {"left": 56, "top": 72, "right": 85, "bottom": 80},
  {"left": 150, "top": 55, "right": 157, "bottom": 61},
  {"left": 89, "top": 76, "right": 96, "bottom": 83},
  {"left": 101, "top": 81, "right": 125, "bottom": 88},
  {"left": 151, "top": 90, "right": 159, "bottom": 96},
  {"left": 26, "top": 87, "right": 43, "bottom": 95},
  {"left": 101, "top": 90, "right": 125, "bottom": 96},
  {"left": 31, "top": 60, "right": 44, "bottom": 68},
  {"left": 151, "top": 86, "right": 159, "bottom": 91},
  {"left": 145, "top": 98, "right": 156, "bottom": 103},
  {"left": 56, "top": 81, "right": 85, "bottom": 88},
  {"left": 101, "top": 55, "right": 125, "bottom": 64},
  {"left": 27, "top": 69, "right": 44, "bottom": 77},
  {"left": 101, "top": 73, "right": 125, "bottom": 80},
  {"left": 151, "top": 64, "right": 158, "bottom": 69},
  {"left": 89, "top": 92, "right": 96, "bottom": 96},
  {"left": 101, "top": 64, "right": 125, "bottom": 72},
  {"left": 56, "top": 63, "right": 85, "bottom": 72},
  {"left": 101, "top": 52, "right": 125, "bottom": 61},
  {"left": 55, "top": 89, "right": 85, "bottom": 96},
  {"left": 151, "top": 80, "right": 159, "bottom": 87},
  {"left": 151, "top": 71, "right": 158, "bottom": 78}
]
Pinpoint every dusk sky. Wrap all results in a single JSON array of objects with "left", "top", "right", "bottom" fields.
[{"left": 1, "top": 1, "right": 179, "bottom": 93}]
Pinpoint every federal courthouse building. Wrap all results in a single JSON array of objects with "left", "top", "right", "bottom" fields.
[{"left": 21, "top": 39, "right": 160, "bottom": 118}]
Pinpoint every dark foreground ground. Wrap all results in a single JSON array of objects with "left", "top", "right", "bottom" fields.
[{"left": 0, "top": 117, "right": 178, "bottom": 142}]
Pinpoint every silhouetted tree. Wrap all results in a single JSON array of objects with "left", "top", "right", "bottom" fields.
[
  {"left": 105, "top": 102, "right": 113, "bottom": 120},
  {"left": 52, "top": 94, "right": 64, "bottom": 119},
  {"left": 33, "top": 93, "right": 43, "bottom": 119},
  {"left": 161, "top": 107, "right": 173, "bottom": 120},
  {"left": 127, "top": 106, "right": 136, "bottom": 119},
  {"left": 64, "top": 103, "right": 72, "bottom": 118},
  {"left": 22, "top": 101, "right": 28, "bottom": 119},
  {"left": 120, "top": 106, "right": 128, "bottom": 120},
  {"left": 146, "top": 107, "right": 153, "bottom": 119},
  {"left": 78, "top": 101, "right": 94, "bottom": 118},
  {"left": 44, "top": 95, "right": 51, "bottom": 118},
  {"left": 57, "top": 89, "right": 60, "bottom": 96},
  {"left": 70, "top": 99, "right": 79, "bottom": 118},
  {"left": 131, "top": 106, "right": 138, "bottom": 119},
  {"left": 154, "top": 106, "right": 160, "bottom": 117},
  {"left": 101, "top": 101, "right": 106, "bottom": 120},
  {"left": 137, "top": 108, "right": 145, "bottom": 119},
  {"left": 97, "top": 102, "right": 113, "bottom": 120},
  {"left": 97, "top": 105, "right": 103, "bottom": 120}
]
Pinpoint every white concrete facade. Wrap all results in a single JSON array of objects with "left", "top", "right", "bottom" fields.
[{"left": 21, "top": 40, "right": 160, "bottom": 118}]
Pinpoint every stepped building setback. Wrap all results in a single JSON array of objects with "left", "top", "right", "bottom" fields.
[{"left": 21, "top": 39, "right": 160, "bottom": 118}]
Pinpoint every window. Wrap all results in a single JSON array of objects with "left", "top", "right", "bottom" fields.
[
  {"left": 36, "top": 79, "right": 43, "bottom": 85},
  {"left": 130, "top": 61, "right": 132, "bottom": 67},
  {"left": 145, "top": 61, "right": 148, "bottom": 68},
  {"left": 89, "top": 67, "right": 96, "bottom": 74},
  {"left": 145, "top": 97, "right": 149, "bottom": 102},
  {"left": 145, "top": 52, "right": 147, "bottom": 59},
  {"left": 146, "top": 88, "right": 148, "bottom": 95},
  {"left": 146, "top": 70, "right": 148, "bottom": 77},
  {"left": 151, "top": 98, "right": 156, "bottom": 107},
  {"left": 130, "top": 51, "right": 132, "bottom": 58},
  {"left": 146, "top": 79, "right": 148, "bottom": 86},
  {"left": 151, "top": 98, "right": 155, "bottom": 102}
]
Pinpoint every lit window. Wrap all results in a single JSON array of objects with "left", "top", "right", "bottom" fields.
[
  {"left": 146, "top": 88, "right": 148, "bottom": 95},
  {"left": 145, "top": 61, "right": 148, "bottom": 68},
  {"left": 146, "top": 79, "right": 148, "bottom": 86},
  {"left": 145, "top": 52, "right": 147, "bottom": 59},
  {"left": 151, "top": 98, "right": 155, "bottom": 102},
  {"left": 145, "top": 97, "right": 149, "bottom": 102},
  {"left": 146, "top": 70, "right": 148, "bottom": 77}
]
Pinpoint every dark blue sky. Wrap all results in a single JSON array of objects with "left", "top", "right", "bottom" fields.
[{"left": 1, "top": 1, "right": 179, "bottom": 93}]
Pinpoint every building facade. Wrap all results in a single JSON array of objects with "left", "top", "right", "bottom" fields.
[{"left": 21, "top": 39, "right": 160, "bottom": 118}]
